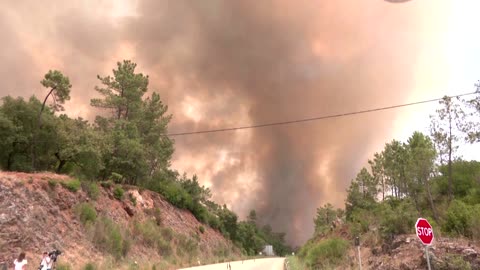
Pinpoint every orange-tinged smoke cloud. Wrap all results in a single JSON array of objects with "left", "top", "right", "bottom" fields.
[{"left": 0, "top": 0, "right": 451, "bottom": 244}]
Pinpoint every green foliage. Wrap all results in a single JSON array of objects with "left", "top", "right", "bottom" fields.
[
  {"left": 40, "top": 70, "right": 72, "bottom": 111},
  {"left": 91, "top": 216, "right": 130, "bottom": 259},
  {"left": 442, "top": 200, "right": 480, "bottom": 239},
  {"left": 75, "top": 203, "right": 97, "bottom": 225},
  {"left": 176, "top": 234, "right": 198, "bottom": 257},
  {"left": 301, "top": 238, "right": 348, "bottom": 268},
  {"left": 199, "top": 225, "right": 205, "bottom": 234},
  {"left": 129, "top": 193, "right": 137, "bottom": 206},
  {"left": 100, "top": 180, "right": 113, "bottom": 189},
  {"left": 111, "top": 172, "right": 124, "bottom": 184},
  {"left": 48, "top": 179, "right": 57, "bottom": 188},
  {"left": 314, "top": 203, "right": 340, "bottom": 236},
  {"left": 133, "top": 220, "right": 173, "bottom": 257},
  {"left": 113, "top": 186, "right": 124, "bottom": 200},
  {"left": 435, "top": 254, "right": 472, "bottom": 270},
  {"left": 61, "top": 179, "right": 81, "bottom": 192},
  {"left": 160, "top": 227, "right": 174, "bottom": 242},
  {"left": 83, "top": 182, "right": 100, "bottom": 200},
  {"left": 286, "top": 256, "right": 307, "bottom": 270},
  {"left": 83, "top": 263, "right": 97, "bottom": 270},
  {"left": 377, "top": 199, "right": 417, "bottom": 238},
  {"left": 55, "top": 264, "right": 72, "bottom": 270}
]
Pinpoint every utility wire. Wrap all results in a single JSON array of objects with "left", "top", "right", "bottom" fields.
[{"left": 166, "top": 92, "right": 478, "bottom": 137}]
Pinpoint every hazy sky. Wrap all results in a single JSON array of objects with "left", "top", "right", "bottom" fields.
[{"left": 1, "top": 0, "right": 480, "bottom": 244}]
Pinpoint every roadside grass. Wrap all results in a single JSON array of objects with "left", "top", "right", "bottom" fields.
[{"left": 286, "top": 256, "right": 307, "bottom": 270}]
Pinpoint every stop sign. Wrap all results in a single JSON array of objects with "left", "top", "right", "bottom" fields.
[{"left": 415, "top": 218, "right": 434, "bottom": 245}]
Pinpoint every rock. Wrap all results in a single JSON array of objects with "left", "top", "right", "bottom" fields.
[{"left": 124, "top": 205, "right": 135, "bottom": 217}]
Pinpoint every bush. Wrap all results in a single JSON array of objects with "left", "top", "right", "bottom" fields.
[
  {"left": 111, "top": 172, "right": 124, "bottom": 184},
  {"left": 91, "top": 217, "right": 130, "bottom": 259},
  {"left": 304, "top": 238, "right": 348, "bottom": 268},
  {"left": 134, "top": 220, "right": 159, "bottom": 247},
  {"left": 157, "top": 238, "right": 173, "bottom": 257},
  {"left": 377, "top": 199, "right": 417, "bottom": 238},
  {"left": 443, "top": 200, "right": 480, "bottom": 239},
  {"left": 199, "top": 226, "right": 205, "bottom": 234},
  {"left": 100, "top": 180, "right": 113, "bottom": 189},
  {"left": 177, "top": 234, "right": 198, "bottom": 257},
  {"left": 48, "top": 179, "right": 57, "bottom": 188},
  {"left": 61, "top": 179, "right": 81, "bottom": 192},
  {"left": 160, "top": 227, "right": 174, "bottom": 242},
  {"left": 83, "top": 182, "right": 100, "bottom": 200},
  {"left": 56, "top": 264, "right": 72, "bottom": 270},
  {"left": 83, "top": 263, "right": 97, "bottom": 270},
  {"left": 129, "top": 193, "right": 137, "bottom": 206},
  {"left": 113, "top": 186, "right": 124, "bottom": 200},
  {"left": 75, "top": 203, "right": 97, "bottom": 225},
  {"left": 435, "top": 254, "right": 472, "bottom": 270}
]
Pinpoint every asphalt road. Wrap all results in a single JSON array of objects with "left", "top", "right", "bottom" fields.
[{"left": 179, "top": 257, "right": 285, "bottom": 270}]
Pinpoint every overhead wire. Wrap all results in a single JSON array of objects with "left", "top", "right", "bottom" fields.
[{"left": 166, "top": 91, "right": 478, "bottom": 137}]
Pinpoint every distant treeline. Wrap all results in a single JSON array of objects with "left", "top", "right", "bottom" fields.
[{"left": 0, "top": 60, "right": 291, "bottom": 256}]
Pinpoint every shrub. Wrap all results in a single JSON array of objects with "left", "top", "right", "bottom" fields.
[
  {"left": 443, "top": 200, "right": 472, "bottom": 237},
  {"left": 177, "top": 234, "right": 198, "bottom": 257},
  {"left": 378, "top": 199, "right": 417, "bottom": 238},
  {"left": 75, "top": 203, "right": 97, "bottom": 225},
  {"left": 435, "top": 254, "right": 472, "bottom": 270},
  {"left": 56, "top": 264, "right": 72, "bottom": 270},
  {"left": 83, "top": 182, "right": 100, "bottom": 200},
  {"left": 160, "top": 227, "right": 174, "bottom": 242},
  {"left": 61, "top": 179, "right": 81, "bottom": 192},
  {"left": 199, "top": 226, "right": 205, "bottom": 234},
  {"left": 48, "top": 179, "right": 57, "bottom": 188},
  {"left": 91, "top": 217, "right": 130, "bottom": 259},
  {"left": 83, "top": 263, "right": 97, "bottom": 270},
  {"left": 100, "top": 180, "right": 113, "bottom": 189},
  {"left": 129, "top": 193, "right": 137, "bottom": 206},
  {"left": 113, "top": 186, "right": 124, "bottom": 200},
  {"left": 134, "top": 220, "right": 159, "bottom": 247},
  {"left": 111, "top": 172, "right": 124, "bottom": 184},
  {"left": 157, "top": 238, "right": 173, "bottom": 257},
  {"left": 304, "top": 238, "right": 348, "bottom": 268}
]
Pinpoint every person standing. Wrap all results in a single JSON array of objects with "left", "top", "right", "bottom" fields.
[
  {"left": 40, "top": 252, "right": 52, "bottom": 270},
  {"left": 13, "top": 252, "right": 27, "bottom": 270}
]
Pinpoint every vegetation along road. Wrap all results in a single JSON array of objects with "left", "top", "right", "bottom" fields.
[{"left": 179, "top": 258, "right": 285, "bottom": 270}]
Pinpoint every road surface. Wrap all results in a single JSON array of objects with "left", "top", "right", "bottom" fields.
[{"left": 179, "top": 257, "right": 285, "bottom": 270}]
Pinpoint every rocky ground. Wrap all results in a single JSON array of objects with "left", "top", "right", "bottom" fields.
[
  {"left": 0, "top": 171, "right": 237, "bottom": 269},
  {"left": 351, "top": 234, "right": 480, "bottom": 269}
]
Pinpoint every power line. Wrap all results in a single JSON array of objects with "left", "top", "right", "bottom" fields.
[{"left": 166, "top": 92, "right": 478, "bottom": 137}]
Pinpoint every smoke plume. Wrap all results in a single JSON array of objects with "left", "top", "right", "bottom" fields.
[{"left": 0, "top": 0, "right": 449, "bottom": 244}]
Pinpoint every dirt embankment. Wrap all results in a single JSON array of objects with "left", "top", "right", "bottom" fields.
[
  {"left": 348, "top": 234, "right": 480, "bottom": 269},
  {"left": 0, "top": 171, "right": 237, "bottom": 269}
]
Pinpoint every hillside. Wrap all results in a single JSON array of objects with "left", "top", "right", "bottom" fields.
[{"left": 0, "top": 171, "right": 239, "bottom": 269}]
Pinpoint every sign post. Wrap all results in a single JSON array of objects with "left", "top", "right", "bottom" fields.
[
  {"left": 415, "top": 218, "right": 434, "bottom": 270},
  {"left": 355, "top": 236, "right": 362, "bottom": 270}
]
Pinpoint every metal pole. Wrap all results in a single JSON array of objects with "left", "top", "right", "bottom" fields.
[
  {"left": 357, "top": 246, "right": 362, "bottom": 270},
  {"left": 425, "top": 246, "right": 431, "bottom": 270}
]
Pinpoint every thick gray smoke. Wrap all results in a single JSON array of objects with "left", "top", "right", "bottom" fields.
[{"left": 0, "top": 0, "right": 448, "bottom": 244}]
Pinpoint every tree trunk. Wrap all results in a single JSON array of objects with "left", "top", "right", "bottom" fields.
[
  {"left": 448, "top": 113, "right": 453, "bottom": 202},
  {"left": 33, "top": 87, "right": 55, "bottom": 171},
  {"left": 54, "top": 152, "right": 67, "bottom": 173},
  {"left": 425, "top": 179, "right": 439, "bottom": 221},
  {"left": 382, "top": 177, "right": 385, "bottom": 200},
  {"left": 7, "top": 151, "right": 14, "bottom": 171}
]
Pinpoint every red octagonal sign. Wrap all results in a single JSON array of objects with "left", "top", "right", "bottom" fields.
[{"left": 415, "top": 218, "right": 434, "bottom": 245}]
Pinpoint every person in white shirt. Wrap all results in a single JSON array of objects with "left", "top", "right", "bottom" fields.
[
  {"left": 13, "top": 252, "right": 27, "bottom": 270},
  {"left": 40, "top": 252, "right": 52, "bottom": 270}
]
